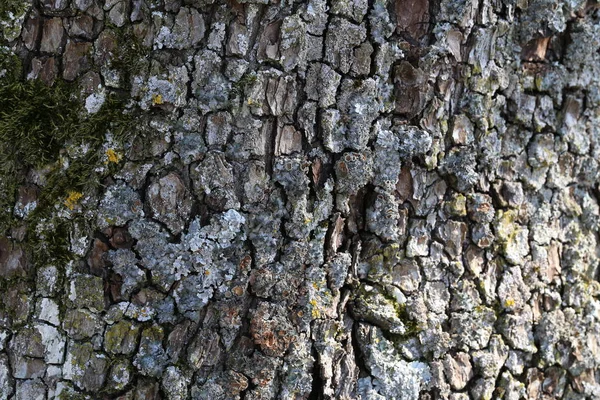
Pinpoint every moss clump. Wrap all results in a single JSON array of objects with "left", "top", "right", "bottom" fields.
[
  {"left": 109, "top": 26, "right": 149, "bottom": 89},
  {"left": 0, "top": 47, "right": 21, "bottom": 78},
  {"left": 0, "top": 0, "right": 26, "bottom": 19},
  {"left": 232, "top": 72, "right": 258, "bottom": 96},
  {"left": 0, "top": 53, "right": 136, "bottom": 270},
  {"left": 0, "top": 77, "right": 133, "bottom": 224},
  {"left": 0, "top": 79, "right": 83, "bottom": 168},
  {"left": 0, "top": 0, "right": 28, "bottom": 41}
]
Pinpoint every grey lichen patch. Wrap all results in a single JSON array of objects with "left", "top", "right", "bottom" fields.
[
  {"left": 335, "top": 150, "right": 373, "bottom": 213},
  {"left": 106, "top": 248, "right": 146, "bottom": 298},
  {"left": 153, "top": 7, "right": 205, "bottom": 50},
  {"left": 105, "top": 359, "right": 132, "bottom": 392},
  {"left": 439, "top": 147, "right": 478, "bottom": 193},
  {"left": 279, "top": 15, "right": 308, "bottom": 72},
  {"left": 322, "top": 79, "right": 382, "bottom": 153},
  {"left": 356, "top": 323, "right": 431, "bottom": 400},
  {"left": 162, "top": 366, "right": 189, "bottom": 399},
  {"left": 324, "top": 18, "right": 367, "bottom": 75},
  {"left": 129, "top": 218, "right": 190, "bottom": 292},
  {"left": 450, "top": 306, "right": 497, "bottom": 351},
  {"left": 135, "top": 66, "right": 190, "bottom": 111},
  {"left": 133, "top": 324, "right": 168, "bottom": 378},
  {"left": 192, "top": 50, "right": 231, "bottom": 114},
  {"left": 305, "top": 63, "right": 341, "bottom": 108},
  {"left": 97, "top": 183, "right": 144, "bottom": 229}
]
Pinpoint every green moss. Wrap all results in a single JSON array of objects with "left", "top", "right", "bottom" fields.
[
  {"left": 0, "top": 0, "right": 28, "bottom": 41},
  {"left": 109, "top": 26, "right": 149, "bottom": 89},
  {"left": 0, "top": 80, "right": 80, "bottom": 168},
  {"left": 0, "top": 47, "right": 21, "bottom": 78},
  {"left": 0, "top": 53, "right": 136, "bottom": 269},
  {"left": 237, "top": 72, "right": 258, "bottom": 88},
  {"left": 26, "top": 218, "right": 71, "bottom": 268},
  {"left": 0, "top": 0, "right": 26, "bottom": 18},
  {"left": 0, "top": 50, "right": 26, "bottom": 228},
  {"left": 230, "top": 72, "right": 258, "bottom": 102}
]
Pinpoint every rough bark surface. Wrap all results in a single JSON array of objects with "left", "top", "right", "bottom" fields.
[{"left": 1, "top": 0, "right": 600, "bottom": 399}]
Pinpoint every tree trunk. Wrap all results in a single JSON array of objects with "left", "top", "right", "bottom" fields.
[{"left": 1, "top": 0, "right": 600, "bottom": 399}]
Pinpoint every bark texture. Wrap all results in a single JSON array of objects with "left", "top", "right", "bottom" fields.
[{"left": 1, "top": 0, "right": 600, "bottom": 399}]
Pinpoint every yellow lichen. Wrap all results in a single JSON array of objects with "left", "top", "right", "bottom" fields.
[
  {"left": 64, "top": 191, "right": 83, "bottom": 210},
  {"left": 504, "top": 298, "right": 516, "bottom": 308},
  {"left": 496, "top": 210, "right": 518, "bottom": 242},
  {"left": 152, "top": 94, "right": 163, "bottom": 105},
  {"left": 246, "top": 98, "right": 262, "bottom": 107},
  {"left": 105, "top": 148, "right": 122, "bottom": 164},
  {"left": 309, "top": 299, "right": 320, "bottom": 318},
  {"left": 104, "top": 217, "right": 116, "bottom": 225}
]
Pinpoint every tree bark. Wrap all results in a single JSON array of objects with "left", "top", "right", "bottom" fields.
[{"left": 1, "top": 0, "right": 600, "bottom": 399}]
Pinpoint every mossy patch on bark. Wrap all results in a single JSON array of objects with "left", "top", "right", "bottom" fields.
[{"left": 0, "top": 54, "right": 136, "bottom": 270}]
